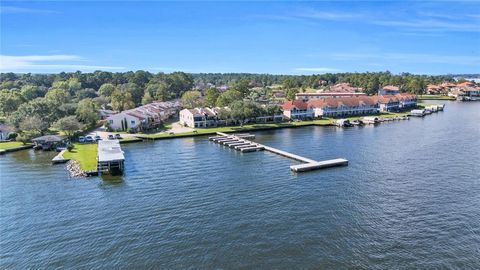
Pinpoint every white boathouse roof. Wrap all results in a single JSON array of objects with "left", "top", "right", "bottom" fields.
[{"left": 98, "top": 140, "right": 124, "bottom": 162}]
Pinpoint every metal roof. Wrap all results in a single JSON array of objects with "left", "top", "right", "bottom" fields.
[{"left": 97, "top": 140, "right": 124, "bottom": 162}]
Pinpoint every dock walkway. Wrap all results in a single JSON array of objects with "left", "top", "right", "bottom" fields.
[{"left": 213, "top": 132, "right": 348, "bottom": 172}]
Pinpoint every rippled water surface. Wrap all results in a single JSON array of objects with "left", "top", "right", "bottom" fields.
[{"left": 1, "top": 101, "right": 479, "bottom": 269}]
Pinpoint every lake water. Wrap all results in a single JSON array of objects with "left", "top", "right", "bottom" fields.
[{"left": 1, "top": 101, "right": 479, "bottom": 269}]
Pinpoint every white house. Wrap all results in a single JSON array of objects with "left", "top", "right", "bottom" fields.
[
  {"left": 106, "top": 100, "right": 181, "bottom": 131},
  {"left": 179, "top": 108, "right": 219, "bottom": 128},
  {"left": 378, "top": 85, "right": 400, "bottom": 96},
  {"left": 281, "top": 100, "right": 314, "bottom": 120},
  {"left": 106, "top": 112, "right": 143, "bottom": 131},
  {"left": 307, "top": 96, "right": 379, "bottom": 118}
]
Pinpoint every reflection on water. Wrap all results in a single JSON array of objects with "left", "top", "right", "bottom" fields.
[{"left": 1, "top": 101, "right": 479, "bottom": 269}]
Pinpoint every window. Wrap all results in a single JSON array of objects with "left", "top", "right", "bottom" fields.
[
  {"left": 108, "top": 120, "right": 113, "bottom": 124},
  {"left": 131, "top": 120, "right": 135, "bottom": 124}
]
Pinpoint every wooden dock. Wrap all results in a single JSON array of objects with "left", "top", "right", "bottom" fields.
[{"left": 212, "top": 132, "right": 348, "bottom": 172}]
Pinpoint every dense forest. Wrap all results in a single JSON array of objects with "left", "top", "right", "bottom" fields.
[{"left": 0, "top": 70, "right": 462, "bottom": 140}]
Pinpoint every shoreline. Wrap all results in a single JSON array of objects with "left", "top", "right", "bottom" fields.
[{"left": 4, "top": 108, "right": 439, "bottom": 173}]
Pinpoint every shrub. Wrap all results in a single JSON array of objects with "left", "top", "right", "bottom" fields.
[
  {"left": 8, "top": 132, "right": 18, "bottom": 140},
  {"left": 67, "top": 144, "right": 74, "bottom": 152}
]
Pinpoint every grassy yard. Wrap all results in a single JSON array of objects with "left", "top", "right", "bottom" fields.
[
  {"left": 136, "top": 119, "right": 334, "bottom": 139},
  {"left": 63, "top": 143, "right": 98, "bottom": 171},
  {"left": 417, "top": 102, "right": 442, "bottom": 108},
  {"left": 0, "top": 141, "right": 32, "bottom": 150},
  {"left": 418, "top": 95, "right": 455, "bottom": 100}
]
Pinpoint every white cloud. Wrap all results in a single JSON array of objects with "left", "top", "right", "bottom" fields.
[
  {"left": 330, "top": 52, "right": 480, "bottom": 66},
  {"left": 294, "top": 67, "right": 341, "bottom": 73},
  {"left": 263, "top": 7, "right": 480, "bottom": 33},
  {"left": 0, "top": 6, "right": 57, "bottom": 14},
  {"left": 0, "top": 55, "right": 125, "bottom": 72}
]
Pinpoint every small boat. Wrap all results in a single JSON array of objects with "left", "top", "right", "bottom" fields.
[
  {"left": 362, "top": 117, "right": 380, "bottom": 124},
  {"left": 351, "top": 120, "right": 363, "bottom": 126},
  {"left": 335, "top": 119, "right": 352, "bottom": 127},
  {"left": 409, "top": 109, "right": 425, "bottom": 117}
]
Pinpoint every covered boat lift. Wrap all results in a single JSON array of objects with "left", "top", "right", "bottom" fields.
[{"left": 97, "top": 140, "right": 125, "bottom": 175}]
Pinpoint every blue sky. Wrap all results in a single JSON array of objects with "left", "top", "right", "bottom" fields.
[{"left": 1, "top": 1, "right": 479, "bottom": 75}]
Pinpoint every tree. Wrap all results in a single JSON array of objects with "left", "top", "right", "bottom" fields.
[
  {"left": 216, "top": 90, "right": 242, "bottom": 107},
  {"left": 216, "top": 107, "right": 231, "bottom": 120},
  {"left": 204, "top": 87, "right": 220, "bottom": 107},
  {"left": 67, "top": 78, "right": 82, "bottom": 94},
  {"left": 76, "top": 98, "right": 99, "bottom": 127},
  {"left": 181, "top": 90, "right": 203, "bottom": 109},
  {"left": 146, "top": 82, "right": 170, "bottom": 101},
  {"left": 283, "top": 78, "right": 299, "bottom": 100},
  {"left": 45, "top": 88, "right": 71, "bottom": 104},
  {"left": 117, "top": 83, "right": 143, "bottom": 105},
  {"left": 285, "top": 88, "right": 299, "bottom": 100},
  {"left": 265, "top": 104, "right": 282, "bottom": 116},
  {"left": 17, "top": 131, "right": 40, "bottom": 145},
  {"left": 98, "top": 83, "right": 115, "bottom": 97},
  {"left": 231, "top": 79, "right": 251, "bottom": 97},
  {"left": 75, "top": 88, "right": 98, "bottom": 100},
  {"left": 141, "top": 91, "right": 154, "bottom": 105},
  {"left": 20, "top": 85, "right": 42, "bottom": 100},
  {"left": 0, "top": 90, "right": 24, "bottom": 116},
  {"left": 229, "top": 101, "right": 262, "bottom": 125},
  {"left": 166, "top": 72, "right": 194, "bottom": 98},
  {"left": 111, "top": 89, "right": 135, "bottom": 111},
  {"left": 52, "top": 116, "right": 83, "bottom": 137},
  {"left": 8, "top": 98, "right": 53, "bottom": 127},
  {"left": 19, "top": 115, "right": 49, "bottom": 135}
]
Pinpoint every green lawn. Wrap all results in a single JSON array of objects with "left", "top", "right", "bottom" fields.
[
  {"left": 0, "top": 141, "right": 32, "bottom": 150},
  {"left": 136, "top": 119, "right": 334, "bottom": 139},
  {"left": 63, "top": 143, "right": 98, "bottom": 171},
  {"left": 417, "top": 102, "right": 442, "bottom": 108},
  {"left": 418, "top": 95, "right": 455, "bottom": 100}
]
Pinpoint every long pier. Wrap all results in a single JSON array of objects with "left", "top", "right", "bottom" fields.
[{"left": 211, "top": 132, "right": 348, "bottom": 172}]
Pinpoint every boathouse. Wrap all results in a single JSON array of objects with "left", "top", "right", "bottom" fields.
[
  {"left": 97, "top": 140, "right": 125, "bottom": 175},
  {"left": 32, "top": 135, "right": 67, "bottom": 151}
]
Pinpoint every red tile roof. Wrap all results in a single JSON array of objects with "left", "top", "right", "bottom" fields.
[
  {"left": 281, "top": 100, "right": 309, "bottom": 110},
  {"left": 382, "top": 85, "right": 400, "bottom": 91}
]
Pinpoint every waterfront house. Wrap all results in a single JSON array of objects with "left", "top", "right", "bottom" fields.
[
  {"left": 307, "top": 96, "right": 379, "bottom": 118},
  {"left": 180, "top": 106, "right": 284, "bottom": 128},
  {"left": 32, "top": 135, "right": 67, "bottom": 151},
  {"left": 106, "top": 100, "right": 181, "bottom": 131},
  {"left": 375, "top": 95, "right": 400, "bottom": 112},
  {"left": 448, "top": 86, "right": 480, "bottom": 101},
  {"left": 378, "top": 85, "right": 400, "bottom": 96},
  {"left": 295, "top": 92, "right": 366, "bottom": 101},
  {"left": 281, "top": 100, "right": 314, "bottom": 120},
  {"left": 179, "top": 107, "right": 219, "bottom": 128},
  {"left": 396, "top": 93, "right": 417, "bottom": 109}
]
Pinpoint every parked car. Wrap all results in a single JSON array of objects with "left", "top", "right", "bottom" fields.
[
  {"left": 85, "top": 135, "right": 94, "bottom": 143},
  {"left": 108, "top": 134, "right": 114, "bottom": 140},
  {"left": 95, "top": 135, "right": 102, "bottom": 141},
  {"left": 114, "top": 134, "right": 122, "bottom": 139},
  {"left": 78, "top": 136, "right": 86, "bottom": 143}
]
